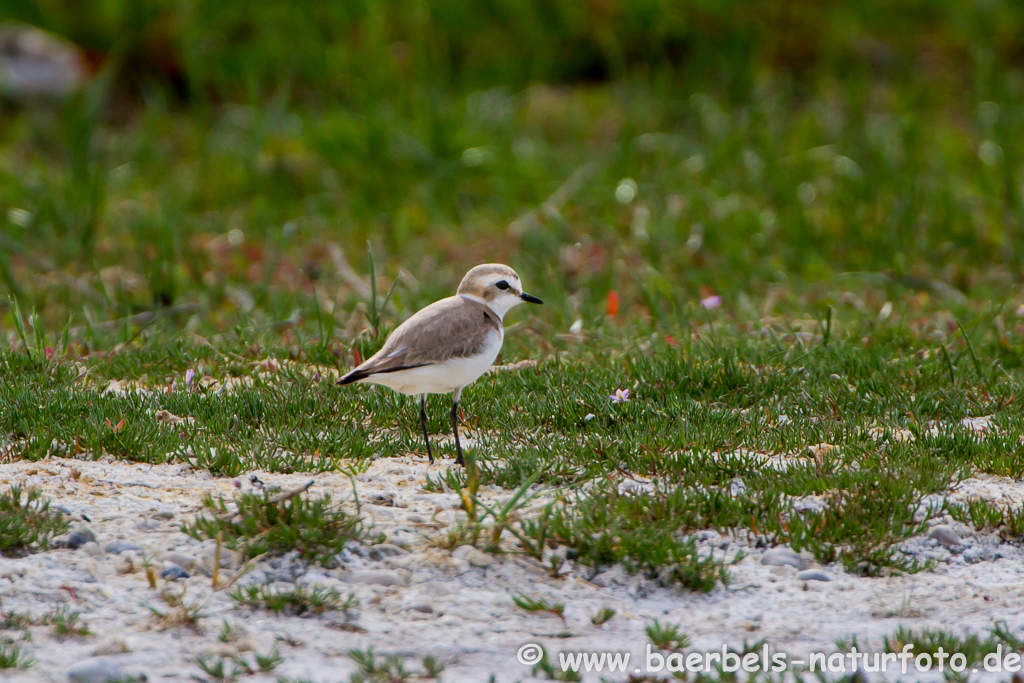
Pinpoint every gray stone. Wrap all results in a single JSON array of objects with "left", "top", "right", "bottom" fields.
[
  {"left": 0, "top": 24, "right": 89, "bottom": 103},
  {"left": 340, "top": 569, "right": 409, "bottom": 587},
  {"left": 797, "top": 569, "right": 831, "bottom": 582},
  {"left": 465, "top": 549, "right": 493, "bottom": 568},
  {"left": 590, "top": 565, "right": 629, "bottom": 587},
  {"left": 91, "top": 639, "right": 130, "bottom": 656},
  {"left": 68, "top": 658, "right": 125, "bottom": 683},
  {"left": 405, "top": 602, "right": 434, "bottom": 613},
  {"left": 962, "top": 546, "right": 993, "bottom": 563},
  {"left": 161, "top": 566, "right": 189, "bottom": 581},
  {"left": 196, "top": 541, "right": 240, "bottom": 571},
  {"left": 761, "top": 547, "right": 804, "bottom": 570},
  {"left": 929, "top": 525, "right": 961, "bottom": 548},
  {"left": 367, "top": 543, "right": 409, "bottom": 560},
  {"left": 160, "top": 552, "right": 196, "bottom": 570},
  {"left": 81, "top": 541, "right": 103, "bottom": 557},
  {"left": 451, "top": 545, "right": 475, "bottom": 560},
  {"left": 66, "top": 528, "right": 96, "bottom": 549},
  {"left": 104, "top": 541, "right": 141, "bottom": 555}
]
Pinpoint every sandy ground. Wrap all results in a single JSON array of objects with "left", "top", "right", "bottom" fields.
[{"left": 1, "top": 455, "right": 1023, "bottom": 683}]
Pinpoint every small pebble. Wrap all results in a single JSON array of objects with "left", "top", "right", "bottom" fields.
[
  {"left": 161, "top": 566, "right": 190, "bottom": 581},
  {"left": 116, "top": 557, "right": 137, "bottom": 575},
  {"left": 465, "top": 549, "right": 493, "bottom": 568},
  {"left": 160, "top": 552, "right": 196, "bottom": 570},
  {"left": 92, "top": 639, "right": 130, "bottom": 656},
  {"left": 761, "top": 547, "right": 804, "bottom": 570},
  {"left": 68, "top": 658, "right": 126, "bottom": 683},
  {"left": 405, "top": 602, "right": 434, "bottom": 613},
  {"left": 368, "top": 543, "right": 409, "bottom": 560},
  {"left": 340, "top": 569, "right": 409, "bottom": 587},
  {"left": 590, "top": 565, "right": 629, "bottom": 587},
  {"left": 104, "top": 541, "right": 141, "bottom": 555},
  {"left": 797, "top": 569, "right": 831, "bottom": 582},
  {"left": 81, "top": 541, "right": 103, "bottom": 558},
  {"left": 451, "top": 545, "right": 475, "bottom": 561},
  {"left": 66, "top": 529, "right": 97, "bottom": 550},
  {"left": 929, "top": 525, "right": 961, "bottom": 548},
  {"left": 151, "top": 509, "right": 175, "bottom": 520}
]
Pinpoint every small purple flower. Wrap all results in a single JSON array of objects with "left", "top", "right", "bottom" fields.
[
  {"left": 1017, "top": 303, "right": 1024, "bottom": 318},
  {"left": 610, "top": 388, "right": 630, "bottom": 403},
  {"left": 312, "top": 371, "right": 321, "bottom": 382},
  {"left": 233, "top": 478, "right": 242, "bottom": 489},
  {"left": 185, "top": 368, "right": 195, "bottom": 386},
  {"left": 701, "top": 295, "right": 722, "bottom": 310}
]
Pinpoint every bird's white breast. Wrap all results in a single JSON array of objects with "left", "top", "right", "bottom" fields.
[{"left": 365, "top": 327, "right": 503, "bottom": 396}]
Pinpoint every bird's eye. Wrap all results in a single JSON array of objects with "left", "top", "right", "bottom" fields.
[{"left": 495, "top": 280, "right": 510, "bottom": 290}]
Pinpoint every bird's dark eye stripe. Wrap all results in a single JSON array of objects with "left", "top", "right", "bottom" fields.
[{"left": 495, "top": 280, "right": 509, "bottom": 290}]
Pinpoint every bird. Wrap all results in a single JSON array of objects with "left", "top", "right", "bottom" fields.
[{"left": 338, "top": 264, "right": 542, "bottom": 465}]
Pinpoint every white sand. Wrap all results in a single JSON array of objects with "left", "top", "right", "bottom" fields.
[{"left": 1, "top": 457, "right": 1022, "bottom": 682}]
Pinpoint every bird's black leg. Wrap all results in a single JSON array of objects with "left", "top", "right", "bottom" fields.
[
  {"left": 419, "top": 394, "right": 433, "bottom": 463},
  {"left": 451, "top": 389, "right": 464, "bottom": 466}
]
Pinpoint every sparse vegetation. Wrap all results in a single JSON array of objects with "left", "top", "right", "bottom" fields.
[
  {"left": 181, "top": 490, "right": 372, "bottom": 566},
  {"left": 512, "top": 593, "right": 566, "bottom": 622},
  {"left": 228, "top": 583, "right": 357, "bottom": 616},
  {"left": 347, "top": 648, "right": 415, "bottom": 683},
  {"left": 195, "top": 648, "right": 282, "bottom": 679},
  {"left": 947, "top": 499, "right": 1024, "bottom": 540},
  {"left": 645, "top": 620, "right": 690, "bottom": 651},
  {"left": 591, "top": 606, "right": 616, "bottom": 626},
  {"left": 0, "top": 486, "right": 69, "bottom": 556},
  {"left": 147, "top": 587, "right": 208, "bottom": 632},
  {"left": 46, "top": 606, "right": 90, "bottom": 639},
  {"left": 0, "top": 639, "right": 33, "bottom": 670}
]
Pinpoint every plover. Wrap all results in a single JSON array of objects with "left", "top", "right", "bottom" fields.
[{"left": 338, "top": 264, "right": 542, "bottom": 465}]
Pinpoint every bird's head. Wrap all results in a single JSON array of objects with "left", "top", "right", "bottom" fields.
[{"left": 456, "top": 263, "right": 543, "bottom": 319}]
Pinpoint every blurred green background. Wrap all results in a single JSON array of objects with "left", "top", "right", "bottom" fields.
[{"left": 1, "top": 0, "right": 1023, "bottom": 337}]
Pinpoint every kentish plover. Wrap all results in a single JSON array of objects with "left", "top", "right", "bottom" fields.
[{"left": 338, "top": 264, "right": 542, "bottom": 465}]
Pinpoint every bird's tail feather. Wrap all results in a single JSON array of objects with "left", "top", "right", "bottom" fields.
[{"left": 337, "top": 362, "right": 431, "bottom": 386}]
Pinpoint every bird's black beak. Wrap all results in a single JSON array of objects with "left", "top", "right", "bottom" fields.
[{"left": 520, "top": 292, "right": 543, "bottom": 304}]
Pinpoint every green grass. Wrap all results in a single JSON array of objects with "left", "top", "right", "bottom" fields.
[
  {"left": 0, "top": 486, "right": 69, "bottom": 556},
  {"left": 46, "top": 606, "right": 90, "bottom": 639},
  {"left": 512, "top": 593, "right": 566, "bottom": 622},
  {"left": 4, "top": 296, "right": 1024, "bottom": 590},
  {"left": 228, "top": 583, "right": 357, "bottom": 616},
  {"left": 3, "top": 0, "right": 1024, "bottom": 603},
  {"left": 646, "top": 620, "right": 690, "bottom": 651},
  {"left": 346, "top": 648, "right": 445, "bottom": 683},
  {"left": 0, "top": 639, "right": 33, "bottom": 670},
  {"left": 194, "top": 648, "right": 283, "bottom": 681},
  {"left": 946, "top": 498, "right": 1024, "bottom": 539},
  {"left": 181, "top": 488, "right": 373, "bottom": 565},
  {"left": 880, "top": 623, "right": 1024, "bottom": 682}
]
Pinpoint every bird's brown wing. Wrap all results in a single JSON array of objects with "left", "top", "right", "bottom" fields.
[{"left": 338, "top": 297, "right": 501, "bottom": 384}]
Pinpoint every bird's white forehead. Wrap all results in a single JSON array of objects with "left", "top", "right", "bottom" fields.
[{"left": 459, "top": 264, "right": 521, "bottom": 289}]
